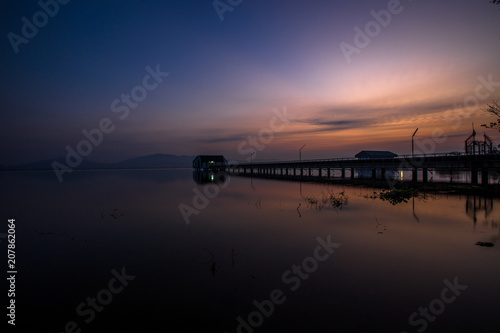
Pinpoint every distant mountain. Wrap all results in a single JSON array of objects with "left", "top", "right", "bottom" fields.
[
  {"left": 0, "top": 154, "right": 195, "bottom": 171},
  {"left": 114, "top": 154, "right": 194, "bottom": 169}
]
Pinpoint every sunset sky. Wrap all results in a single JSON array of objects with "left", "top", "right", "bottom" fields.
[{"left": 1, "top": 0, "right": 499, "bottom": 164}]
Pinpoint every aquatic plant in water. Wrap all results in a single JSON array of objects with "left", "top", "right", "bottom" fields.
[
  {"left": 364, "top": 188, "right": 427, "bottom": 205},
  {"left": 305, "top": 190, "right": 348, "bottom": 210}
]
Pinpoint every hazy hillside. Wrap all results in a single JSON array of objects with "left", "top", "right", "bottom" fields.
[{"left": 1, "top": 154, "right": 195, "bottom": 170}]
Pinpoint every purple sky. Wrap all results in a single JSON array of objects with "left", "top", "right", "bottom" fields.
[{"left": 1, "top": 0, "right": 499, "bottom": 164}]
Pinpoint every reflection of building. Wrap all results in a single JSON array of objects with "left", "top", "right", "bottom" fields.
[
  {"left": 465, "top": 196, "right": 494, "bottom": 224},
  {"left": 193, "top": 170, "right": 228, "bottom": 185},
  {"left": 193, "top": 155, "right": 227, "bottom": 170}
]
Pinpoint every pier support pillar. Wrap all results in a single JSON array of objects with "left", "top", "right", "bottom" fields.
[
  {"left": 422, "top": 168, "right": 428, "bottom": 183},
  {"left": 318, "top": 168, "right": 322, "bottom": 178},
  {"left": 351, "top": 168, "right": 355, "bottom": 179},
  {"left": 328, "top": 168, "right": 331, "bottom": 178},
  {"left": 412, "top": 169, "right": 418, "bottom": 182},
  {"left": 471, "top": 168, "right": 478, "bottom": 185},
  {"left": 372, "top": 169, "right": 376, "bottom": 179},
  {"left": 341, "top": 168, "right": 345, "bottom": 179},
  {"left": 482, "top": 168, "right": 489, "bottom": 185},
  {"left": 381, "top": 168, "right": 386, "bottom": 180}
]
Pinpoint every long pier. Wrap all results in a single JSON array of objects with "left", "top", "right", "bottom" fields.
[{"left": 226, "top": 153, "right": 500, "bottom": 186}]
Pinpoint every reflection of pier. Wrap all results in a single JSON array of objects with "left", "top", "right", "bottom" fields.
[
  {"left": 226, "top": 153, "right": 500, "bottom": 186},
  {"left": 466, "top": 196, "right": 494, "bottom": 224}
]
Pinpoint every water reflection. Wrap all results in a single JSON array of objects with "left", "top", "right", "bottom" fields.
[
  {"left": 1, "top": 170, "right": 499, "bottom": 332},
  {"left": 192, "top": 170, "right": 229, "bottom": 184},
  {"left": 466, "top": 196, "right": 494, "bottom": 224}
]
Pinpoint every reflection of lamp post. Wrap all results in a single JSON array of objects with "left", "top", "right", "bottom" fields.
[
  {"left": 299, "top": 144, "right": 306, "bottom": 162},
  {"left": 299, "top": 144, "right": 306, "bottom": 192},
  {"left": 412, "top": 128, "right": 419, "bottom": 158}
]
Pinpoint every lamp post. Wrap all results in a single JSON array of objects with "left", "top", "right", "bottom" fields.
[
  {"left": 299, "top": 144, "right": 306, "bottom": 162},
  {"left": 299, "top": 144, "right": 306, "bottom": 177},
  {"left": 412, "top": 128, "right": 419, "bottom": 158},
  {"left": 249, "top": 151, "right": 256, "bottom": 187}
]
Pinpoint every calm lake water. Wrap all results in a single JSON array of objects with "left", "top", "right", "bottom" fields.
[{"left": 1, "top": 169, "right": 499, "bottom": 332}]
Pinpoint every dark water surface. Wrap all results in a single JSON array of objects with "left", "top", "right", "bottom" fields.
[{"left": 1, "top": 169, "right": 499, "bottom": 332}]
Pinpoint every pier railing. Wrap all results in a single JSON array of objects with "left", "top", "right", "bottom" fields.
[{"left": 225, "top": 153, "right": 500, "bottom": 185}]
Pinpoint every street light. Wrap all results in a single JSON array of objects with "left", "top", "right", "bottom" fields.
[
  {"left": 299, "top": 144, "right": 306, "bottom": 162},
  {"left": 412, "top": 128, "right": 419, "bottom": 158}
]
